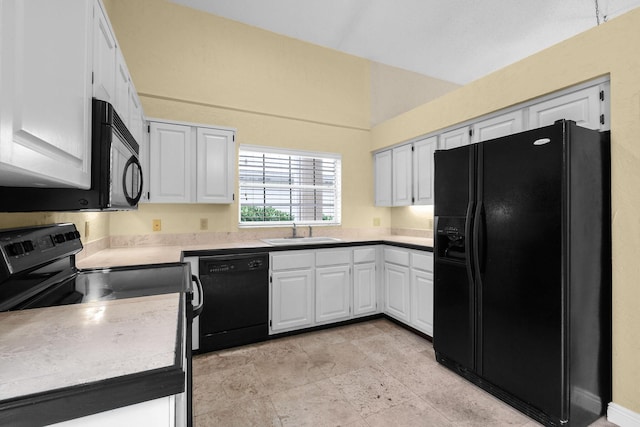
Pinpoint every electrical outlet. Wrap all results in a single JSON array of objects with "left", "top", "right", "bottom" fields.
[
  {"left": 200, "top": 218, "right": 208, "bottom": 230},
  {"left": 152, "top": 219, "right": 162, "bottom": 232},
  {"left": 84, "top": 221, "right": 90, "bottom": 238},
  {"left": 373, "top": 217, "right": 381, "bottom": 227}
]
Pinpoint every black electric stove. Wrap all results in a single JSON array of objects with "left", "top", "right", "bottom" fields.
[{"left": 0, "top": 223, "right": 199, "bottom": 311}]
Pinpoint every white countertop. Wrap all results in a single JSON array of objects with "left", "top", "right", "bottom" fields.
[
  {"left": 76, "top": 236, "right": 433, "bottom": 269},
  {"left": 0, "top": 293, "right": 180, "bottom": 401}
]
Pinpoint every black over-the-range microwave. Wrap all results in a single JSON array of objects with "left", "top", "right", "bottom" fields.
[{"left": 0, "top": 99, "right": 143, "bottom": 212}]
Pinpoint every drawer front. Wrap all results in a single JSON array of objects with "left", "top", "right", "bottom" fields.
[
  {"left": 316, "top": 249, "right": 351, "bottom": 267},
  {"left": 411, "top": 251, "right": 434, "bottom": 272},
  {"left": 353, "top": 247, "right": 376, "bottom": 264},
  {"left": 384, "top": 247, "right": 410, "bottom": 266},
  {"left": 271, "top": 251, "right": 314, "bottom": 271}
]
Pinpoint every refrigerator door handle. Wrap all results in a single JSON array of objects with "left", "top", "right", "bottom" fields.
[
  {"left": 473, "top": 202, "right": 486, "bottom": 273},
  {"left": 465, "top": 201, "right": 476, "bottom": 283}
]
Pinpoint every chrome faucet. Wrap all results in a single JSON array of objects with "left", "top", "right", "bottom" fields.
[
  {"left": 292, "top": 223, "right": 297, "bottom": 238},
  {"left": 308, "top": 226, "right": 313, "bottom": 237}
]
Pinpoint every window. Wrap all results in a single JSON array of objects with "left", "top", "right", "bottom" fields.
[{"left": 239, "top": 146, "right": 341, "bottom": 226}]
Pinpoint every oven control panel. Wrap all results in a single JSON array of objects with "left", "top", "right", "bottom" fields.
[{"left": 0, "top": 223, "right": 83, "bottom": 280}]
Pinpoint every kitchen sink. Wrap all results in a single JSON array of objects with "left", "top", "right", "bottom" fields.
[{"left": 261, "top": 237, "right": 343, "bottom": 246}]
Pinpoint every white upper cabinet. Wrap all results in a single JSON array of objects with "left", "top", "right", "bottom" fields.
[
  {"left": 114, "top": 50, "right": 131, "bottom": 128},
  {"left": 440, "top": 126, "right": 470, "bottom": 150},
  {"left": 413, "top": 136, "right": 437, "bottom": 205},
  {"left": 374, "top": 150, "right": 392, "bottom": 206},
  {"left": 92, "top": 1, "right": 116, "bottom": 104},
  {"left": 0, "top": 0, "right": 144, "bottom": 189},
  {"left": 392, "top": 144, "right": 413, "bottom": 206},
  {"left": 472, "top": 111, "right": 524, "bottom": 143},
  {"left": 196, "top": 127, "right": 235, "bottom": 204},
  {"left": 149, "top": 122, "right": 193, "bottom": 203},
  {"left": 528, "top": 84, "right": 607, "bottom": 130},
  {"left": 128, "top": 89, "right": 144, "bottom": 149},
  {"left": 148, "top": 120, "right": 236, "bottom": 204},
  {"left": 0, "top": 0, "right": 93, "bottom": 188},
  {"left": 375, "top": 137, "right": 437, "bottom": 207}
]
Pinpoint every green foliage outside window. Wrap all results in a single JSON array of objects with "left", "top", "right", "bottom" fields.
[{"left": 241, "top": 206, "right": 294, "bottom": 222}]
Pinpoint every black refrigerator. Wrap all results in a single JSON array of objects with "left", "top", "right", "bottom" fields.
[{"left": 433, "top": 120, "right": 611, "bottom": 427}]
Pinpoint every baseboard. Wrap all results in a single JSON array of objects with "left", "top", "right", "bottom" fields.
[{"left": 608, "top": 403, "right": 640, "bottom": 427}]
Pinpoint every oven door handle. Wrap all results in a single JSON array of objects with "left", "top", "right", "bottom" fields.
[{"left": 191, "top": 274, "right": 204, "bottom": 317}]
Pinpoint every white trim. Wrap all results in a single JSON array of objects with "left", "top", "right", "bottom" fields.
[
  {"left": 146, "top": 117, "right": 236, "bottom": 133},
  {"left": 608, "top": 403, "right": 640, "bottom": 427},
  {"left": 240, "top": 144, "right": 341, "bottom": 160}
]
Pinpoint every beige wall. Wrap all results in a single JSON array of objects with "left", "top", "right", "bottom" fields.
[
  {"left": 0, "top": 211, "right": 109, "bottom": 243},
  {"left": 370, "top": 62, "right": 460, "bottom": 127},
  {"left": 104, "top": 0, "right": 391, "bottom": 236},
  {"left": 372, "top": 9, "right": 640, "bottom": 414}
]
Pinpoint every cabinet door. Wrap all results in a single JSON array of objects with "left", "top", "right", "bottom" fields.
[
  {"left": 528, "top": 85, "right": 604, "bottom": 130},
  {"left": 0, "top": 0, "right": 92, "bottom": 188},
  {"left": 384, "top": 263, "right": 410, "bottom": 322},
  {"left": 114, "top": 50, "right": 130, "bottom": 128},
  {"left": 392, "top": 144, "right": 413, "bottom": 206},
  {"left": 413, "top": 137, "right": 437, "bottom": 205},
  {"left": 149, "top": 122, "right": 193, "bottom": 203},
  {"left": 92, "top": 0, "right": 116, "bottom": 104},
  {"left": 315, "top": 265, "right": 351, "bottom": 324},
  {"left": 271, "top": 269, "right": 314, "bottom": 332},
  {"left": 128, "top": 90, "right": 144, "bottom": 146},
  {"left": 440, "top": 126, "right": 470, "bottom": 150},
  {"left": 472, "top": 111, "right": 524, "bottom": 143},
  {"left": 374, "top": 150, "right": 392, "bottom": 206},
  {"left": 353, "top": 262, "right": 377, "bottom": 317},
  {"left": 196, "top": 127, "right": 235, "bottom": 203},
  {"left": 411, "top": 269, "right": 434, "bottom": 336}
]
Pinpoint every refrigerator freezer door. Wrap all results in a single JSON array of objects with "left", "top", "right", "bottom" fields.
[
  {"left": 434, "top": 146, "right": 474, "bottom": 217},
  {"left": 434, "top": 145, "right": 476, "bottom": 371},
  {"left": 478, "top": 125, "right": 565, "bottom": 419}
]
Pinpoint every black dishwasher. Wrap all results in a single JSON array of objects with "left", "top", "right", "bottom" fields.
[{"left": 198, "top": 253, "right": 269, "bottom": 352}]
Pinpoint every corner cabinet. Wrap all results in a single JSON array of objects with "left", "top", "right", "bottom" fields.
[
  {"left": 0, "top": 0, "right": 93, "bottom": 188},
  {"left": 147, "top": 120, "right": 235, "bottom": 204},
  {"left": 382, "top": 246, "right": 434, "bottom": 337}
]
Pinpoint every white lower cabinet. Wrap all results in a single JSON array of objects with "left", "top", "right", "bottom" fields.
[
  {"left": 270, "top": 269, "right": 314, "bottom": 333},
  {"left": 352, "top": 246, "right": 378, "bottom": 317},
  {"left": 269, "top": 245, "right": 431, "bottom": 337},
  {"left": 383, "top": 246, "right": 434, "bottom": 336},
  {"left": 384, "top": 261, "right": 411, "bottom": 323},
  {"left": 270, "top": 251, "right": 314, "bottom": 333},
  {"left": 315, "top": 265, "right": 351, "bottom": 324},
  {"left": 410, "top": 252, "right": 434, "bottom": 336}
]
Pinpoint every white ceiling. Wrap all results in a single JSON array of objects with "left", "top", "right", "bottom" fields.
[{"left": 169, "top": 0, "right": 640, "bottom": 85}]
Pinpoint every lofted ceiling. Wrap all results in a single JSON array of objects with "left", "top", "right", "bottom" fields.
[{"left": 169, "top": 0, "right": 640, "bottom": 85}]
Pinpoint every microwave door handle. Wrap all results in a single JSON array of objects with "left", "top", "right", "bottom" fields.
[{"left": 123, "top": 156, "right": 143, "bottom": 205}]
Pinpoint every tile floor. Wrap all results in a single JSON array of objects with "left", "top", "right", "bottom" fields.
[{"left": 193, "top": 319, "right": 616, "bottom": 427}]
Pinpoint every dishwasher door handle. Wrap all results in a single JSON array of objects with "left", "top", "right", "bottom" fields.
[{"left": 191, "top": 275, "right": 204, "bottom": 317}]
